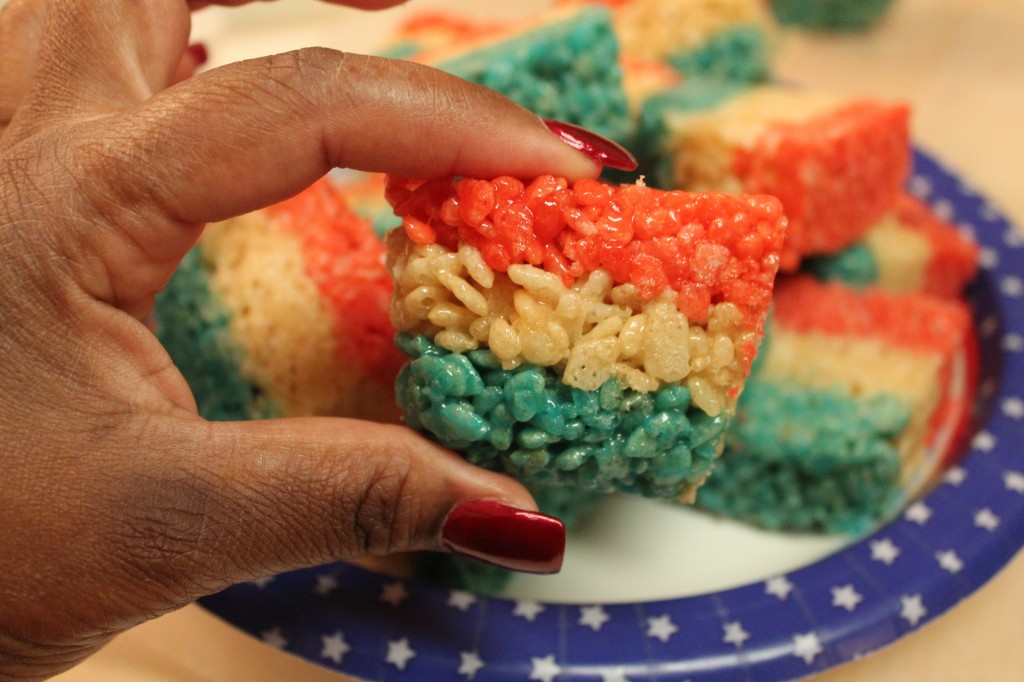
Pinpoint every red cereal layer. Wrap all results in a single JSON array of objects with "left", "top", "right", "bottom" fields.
[
  {"left": 394, "top": 11, "right": 509, "bottom": 44},
  {"left": 893, "top": 193, "right": 980, "bottom": 298},
  {"left": 386, "top": 175, "right": 786, "bottom": 326},
  {"left": 771, "top": 276, "right": 971, "bottom": 357},
  {"left": 735, "top": 102, "right": 910, "bottom": 270},
  {"left": 268, "top": 179, "right": 405, "bottom": 385}
]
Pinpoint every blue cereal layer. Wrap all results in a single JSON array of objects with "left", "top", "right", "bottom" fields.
[
  {"left": 667, "top": 24, "right": 771, "bottom": 83},
  {"left": 395, "top": 333, "right": 727, "bottom": 498},
  {"left": 696, "top": 377, "right": 910, "bottom": 534},
  {"left": 433, "top": 7, "right": 631, "bottom": 144},
  {"left": 154, "top": 248, "right": 280, "bottom": 421}
]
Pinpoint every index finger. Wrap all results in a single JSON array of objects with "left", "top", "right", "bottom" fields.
[{"left": 93, "top": 49, "right": 602, "bottom": 225}]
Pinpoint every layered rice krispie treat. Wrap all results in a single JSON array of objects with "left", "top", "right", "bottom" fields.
[
  {"left": 638, "top": 80, "right": 911, "bottom": 270},
  {"left": 384, "top": 174, "right": 787, "bottom": 501},
  {"left": 804, "top": 193, "right": 980, "bottom": 298},
  {"left": 697, "top": 276, "right": 974, "bottom": 533},
  {"left": 155, "top": 179, "right": 404, "bottom": 422},
  {"left": 561, "top": 0, "right": 774, "bottom": 83}
]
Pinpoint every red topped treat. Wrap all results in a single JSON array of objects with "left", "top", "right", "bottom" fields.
[{"left": 386, "top": 175, "right": 785, "bottom": 329}]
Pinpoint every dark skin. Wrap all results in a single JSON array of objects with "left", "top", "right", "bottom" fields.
[{"left": 0, "top": 0, "right": 599, "bottom": 678}]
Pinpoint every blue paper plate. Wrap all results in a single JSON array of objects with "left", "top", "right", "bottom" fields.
[{"left": 200, "top": 149, "right": 1024, "bottom": 681}]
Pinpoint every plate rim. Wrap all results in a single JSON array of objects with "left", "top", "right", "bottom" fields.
[{"left": 199, "top": 148, "right": 1024, "bottom": 682}]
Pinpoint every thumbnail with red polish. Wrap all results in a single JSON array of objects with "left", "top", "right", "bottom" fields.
[
  {"left": 544, "top": 119, "right": 638, "bottom": 171},
  {"left": 440, "top": 500, "right": 566, "bottom": 575}
]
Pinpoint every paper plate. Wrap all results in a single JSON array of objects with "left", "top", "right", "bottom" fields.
[{"left": 200, "top": 150, "right": 1024, "bottom": 681}]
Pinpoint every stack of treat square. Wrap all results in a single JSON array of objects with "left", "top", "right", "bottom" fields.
[{"left": 155, "top": 1, "right": 982, "bottom": 593}]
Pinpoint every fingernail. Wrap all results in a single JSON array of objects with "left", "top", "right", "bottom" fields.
[
  {"left": 187, "top": 43, "right": 209, "bottom": 67},
  {"left": 440, "top": 500, "right": 565, "bottom": 575},
  {"left": 543, "top": 119, "right": 638, "bottom": 171}
]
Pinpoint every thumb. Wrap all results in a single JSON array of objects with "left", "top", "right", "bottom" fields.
[{"left": 110, "top": 415, "right": 564, "bottom": 608}]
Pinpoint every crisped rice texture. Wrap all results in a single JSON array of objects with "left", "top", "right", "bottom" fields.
[
  {"left": 155, "top": 248, "right": 280, "bottom": 421},
  {"left": 429, "top": 6, "right": 631, "bottom": 144},
  {"left": 386, "top": 174, "right": 786, "bottom": 333},
  {"left": 639, "top": 83, "right": 910, "bottom": 270},
  {"left": 800, "top": 194, "right": 979, "bottom": 298},
  {"left": 697, "top": 377, "right": 909, "bottom": 534},
  {"left": 395, "top": 333, "right": 728, "bottom": 500}
]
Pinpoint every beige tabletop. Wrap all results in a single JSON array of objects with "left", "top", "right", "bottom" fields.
[{"left": 51, "top": 0, "right": 1024, "bottom": 680}]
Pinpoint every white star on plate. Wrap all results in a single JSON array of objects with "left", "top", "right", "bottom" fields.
[
  {"left": 386, "top": 638, "right": 416, "bottom": 670},
  {"left": 944, "top": 467, "right": 967, "bottom": 486},
  {"left": 513, "top": 600, "right": 545, "bottom": 622},
  {"left": 900, "top": 594, "right": 927, "bottom": 627},
  {"left": 972, "top": 430, "right": 996, "bottom": 452},
  {"left": 529, "top": 654, "right": 562, "bottom": 682},
  {"left": 578, "top": 605, "right": 611, "bottom": 632},
  {"left": 982, "top": 378, "right": 1001, "bottom": 399},
  {"left": 260, "top": 627, "right": 287, "bottom": 649},
  {"left": 979, "top": 246, "right": 1000, "bottom": 270},
  {"left": 722, "top": 621, "right": 750, "bottom": 647},
  {"left": 975, "top": 508, "right": 1000, "bottom": 531},
  {"left": 907, "top": 175, "right": 932, "bottom": 198},
  {"left": 932, "top": 199, "right": 954, "bottom": 221},
  {"left": 448, "top": 590, "right": 477, "bottom": 612},
  {"left": 645, "top": 614, "right": 679, "bottom": 643},
  {"left": 870, "top": 538, "right": 901, "bottom": 565},
  {"left": 1004, "top": 471, "right": 1024, "bottom": 493},
  {"left": 979, "top": 315, "right": 1000, "bottom": 337},
  {"left": 1002, "top": 397, "right": 1024, "bottom": 419},
  {"left": 792, "top": 632, "right": 823, "bottom": 665},
  {"left": 379, "top": 582, "right": 408, "bottom": 607},
  {"left": 765, "top": 575, "right": 794, "bottom": 600},
  {"left": 1004, "top": 334, "right": 1024, "bottom": 352},
  {"left": 1005, "top": 228, "right": 1024, "bottom": 248},
  {"left": 314, "top": 574, "right": 338, "bottom": 596},
  {"left": 831, "top": 584, "right": 863, "bottom": 612},
  {"left": 320, "top": 631, "right": 350, "bottom": 664},
  {"left": 1000, "top": 276, "right": 1024, "bottom": 298},
  {"left": 904, "top": 501, "right": 932, "bottom": 525},
  {"left": 458, "top": 651, "right": 485, "bottom": 679},
  {"left": 936, "top": 549, "right": 964, "bottom": 574},
  {"left": 251, "top": 576, "right": 275, "bottom": 590}
]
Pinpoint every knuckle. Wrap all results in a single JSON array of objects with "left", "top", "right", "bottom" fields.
[{"left": 340, "top": 454, "right": 416, "bottom": 557}]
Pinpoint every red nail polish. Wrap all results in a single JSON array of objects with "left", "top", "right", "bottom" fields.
[
  {"left": 544, "top": 119, "right": 638, "bottom": 171},
  {"left": 440, "top": 501, "right": 565, "bottom": 575},
  {"left": 187, "top": 43, "right": 209, "bottom": 66}
]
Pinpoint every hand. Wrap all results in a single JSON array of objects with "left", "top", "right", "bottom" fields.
[{"left": 0, "top": 1, "right": 601, "bottom": 678}]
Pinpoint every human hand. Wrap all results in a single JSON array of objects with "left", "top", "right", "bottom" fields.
[{"left": 0, "top": 0, "right": 609, "bottom": 678}]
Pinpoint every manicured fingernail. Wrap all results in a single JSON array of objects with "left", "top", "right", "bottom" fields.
[
  {"left": 440, "top": 501, "right": 565, "bottom": 574},
  {"left": 543, "top": 119, "right": 638, "bottom": 171},
  {"left": 187, "top": 43, "right": 209, "bottom": 66}
]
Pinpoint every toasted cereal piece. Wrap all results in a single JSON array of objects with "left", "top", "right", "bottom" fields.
[
  {"left": 385, "top": 174, "right": 786, "bottom": 500},
  {"left": 560, "top": 0, "right": 774, "bottom": 83},
  {"left": 768, "top": 0, "right": 896, "bottom": 32},
  {"left": 639, "top": 81, "right": 911, "bottom": 270},
  {"left": 804, "top": 193, "right": 980, "bottom": 298},
  {"left": 391, "top": 5, "right": 631, "bottom": 145},
  {"left": 155, "top": 178, "right": 404, "bottom": 423},
  {"left": 697, "top": 276, "right": 974, "bottom": 533}
]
